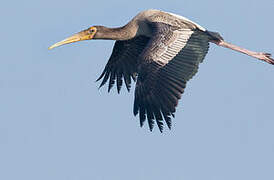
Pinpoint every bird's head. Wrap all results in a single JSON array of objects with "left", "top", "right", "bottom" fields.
[{"left": 48, "top": 26, "right": 98, "bottom": 50}]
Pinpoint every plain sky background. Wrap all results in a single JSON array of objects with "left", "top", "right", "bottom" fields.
[{"left": 1, "top": 0, "right": 274, "bottom": 180}]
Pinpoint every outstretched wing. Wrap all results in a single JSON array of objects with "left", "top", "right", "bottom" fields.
[
  {"left": 97, "top": 36, "right": 150, "bottom": 93},
  {"left": 134, "top": 22, "right": 210, "bottom": 132}
]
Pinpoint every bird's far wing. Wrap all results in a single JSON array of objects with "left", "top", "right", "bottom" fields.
[
  {"left": 134, "top": 22, "right": 209, "bottom": 132},
  {"left": 97, "top": 36, "right": 150, "bottom": 93}
]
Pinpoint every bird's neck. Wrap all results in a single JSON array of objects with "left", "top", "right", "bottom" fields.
[{"left": 94, "top": 22, "right": 140, "bottom": 41}]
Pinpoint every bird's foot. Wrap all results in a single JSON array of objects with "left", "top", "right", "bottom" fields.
[{"left": 252, "top": 52, "right": 274, "bottom": 65}]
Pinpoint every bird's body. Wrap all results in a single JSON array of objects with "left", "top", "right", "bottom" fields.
[
  {"left": 49, "top": 9, "right": 274, "bottom": 132},
  {"left": 93, "top": 9, "right": 206, "bottom": 40}
]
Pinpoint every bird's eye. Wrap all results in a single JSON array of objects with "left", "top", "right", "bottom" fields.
[{"left": 89, "top": 29, "right": 95, "bottom": 33}]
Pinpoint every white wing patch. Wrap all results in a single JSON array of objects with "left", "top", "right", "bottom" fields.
[
  {"left": 167, "top": 12, "right": 206, "bottom": 31},
  {"left": 158, "top": 29, "right": 194, "bottom": 64}
]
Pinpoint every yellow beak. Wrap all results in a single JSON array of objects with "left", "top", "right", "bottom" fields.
[{"left": 48, "top": 29, "right": 92, "bottom": 50}]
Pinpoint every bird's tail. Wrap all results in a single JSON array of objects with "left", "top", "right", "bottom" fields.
[{"left": 206, "top": 31, "right": 224, "bottom": 42}]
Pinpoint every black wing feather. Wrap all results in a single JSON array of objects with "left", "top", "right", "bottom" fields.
[
  {"left": 97, "top": 36, "right": 150, "bottom": 92},
  {"left": 134, "top": 22, "right": 210, "bottom": 132}
]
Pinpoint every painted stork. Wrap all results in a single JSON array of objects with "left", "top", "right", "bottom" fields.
[{"left": 49, "top": 9, "right": 274, "bottom": 132}]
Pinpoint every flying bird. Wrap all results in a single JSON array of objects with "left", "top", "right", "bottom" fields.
[{"left": 49, "top": 9, "right": 274, "bottom": 132}]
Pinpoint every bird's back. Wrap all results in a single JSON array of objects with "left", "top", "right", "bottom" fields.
[{"left": 134, "top": 9, "right": 206, "bottom": 31}]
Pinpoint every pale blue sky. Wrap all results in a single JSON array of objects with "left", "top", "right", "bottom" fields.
[{"left": 1, "top": 0, "right": 274, "bottom": 180}]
